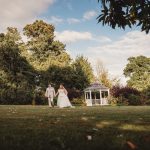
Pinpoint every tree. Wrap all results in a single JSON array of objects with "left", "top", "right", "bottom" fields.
[
  {"left": 72, "top": 56, "right": 94, "bottom": 90},
  {"left": 0, "top": 27, "right": 25, "bottom": 74},
  {"left": 96, "top": 60, "right": 112, "bottom": 87},
  {"left": 95, "top": 59, "right": 120, "bottom": 88},
  {"left": 23, "top": 20, "right": 71, "bottom": 69},
  {"left": 97, "top": 0, "right": 150, "bottom": 33},
  {"left": 0, "top": 27, "right": 35, "bottom": 103},
  {"left": 124, "top": 55, "right": 150, "bottom": 91},
  {"left": 23, "top": 20, "right": 61, "bottom": 60}
]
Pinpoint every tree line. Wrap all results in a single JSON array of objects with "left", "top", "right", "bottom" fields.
[
  {"left": 0, "top": 20, "right": 150, "bottom": 105},
  {"left": 0, "top": 20, "right": 94, "bottom": 104}
]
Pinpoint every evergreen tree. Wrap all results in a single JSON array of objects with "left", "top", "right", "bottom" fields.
[{"left": 72, "top": 56, "right": 94, "bottom": 90}]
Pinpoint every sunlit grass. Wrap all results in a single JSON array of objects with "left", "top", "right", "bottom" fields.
[
  {"left": 96, "top": 120, "right": 117, "bottom": 128},
  {"left": 0, "top": 105, "right": 150, "bottom": 150},
  {"left": 120, "top": 124, "right": 150, "bottom": 131}
]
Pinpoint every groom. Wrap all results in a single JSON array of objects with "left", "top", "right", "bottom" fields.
[{"left": 45, "top": 84, "right": 55, "bottom": 107}]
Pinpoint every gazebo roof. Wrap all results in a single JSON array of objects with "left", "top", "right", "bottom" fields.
[{"left": 84, "top": 82, "right": 109, "bottom": 91}]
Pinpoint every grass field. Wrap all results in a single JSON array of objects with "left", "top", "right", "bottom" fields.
[{"left": 0, "top": 105, "right": 150, "bottom": 150}]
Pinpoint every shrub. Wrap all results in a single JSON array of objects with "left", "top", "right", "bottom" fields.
[
  {"left": 111, "top": 86, "right": 140, "bottom": 97},
  {"left": 145, "top": 99, "right": 150, "bottom": 105},
  {"left": 108, "top": 95, "right": 129, "bottom": 106},
  {"left": 108, "top": 96, "right": 119, "bottom": 106},
  {"left": 127, "top": 94, "right": 141, "bottom": 105},
  {"left": 71, "top": 97, "right": 86, "bottom": 106},
  {"left": 110, "top": 86, "right": 141, "bottom": 105},
  {"left": 0, "top": 88, "right": 33, "bottom": 105},
  {"left": 67, "top": 88, "right": 83, "bottom": 100},
  {"left": 142, "top": 86, "right": 150, "bottom": 105}
]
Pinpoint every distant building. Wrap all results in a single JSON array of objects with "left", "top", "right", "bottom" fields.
[{"left": 84, "top": 82, "right": 110, "bottom": 106}]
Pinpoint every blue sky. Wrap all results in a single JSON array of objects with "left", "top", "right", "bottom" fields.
[
  {"left": 42, "top": 0, "right": 133, "bottom": 37},
  {"left": 0, "top": 0, "right": 150, "bottom": 84}
]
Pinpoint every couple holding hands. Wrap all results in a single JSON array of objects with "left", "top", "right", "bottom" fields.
[{"left": 45, "top": 84, "right": 73, "bottom": 108}]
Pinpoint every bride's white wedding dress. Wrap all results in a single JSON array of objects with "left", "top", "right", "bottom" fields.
[{"left": 57, "top": 89, "right": 72, "bottom": 108}]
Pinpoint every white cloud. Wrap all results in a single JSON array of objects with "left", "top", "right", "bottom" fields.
[
  {"left": 50, "top": 16, "right": 64, "bottom": 25},
  {"left": 83, "top": 10, "right": 97, "bottom": 20},
  {"left": 85, "top": 31, "right": 150, "bottom": 84},
  {"left": 93, "top": 36, "right": 112, "bottom": 43},
  {"left": 0, "top": 0, "right": 56, "bottom": 32},
  {"left": 66, "top": 10, "right": 98, "bottom": 25},
  {"left": 55, "top": 30, "right": 93, "bottom": 43},
  {"left": 55, "top": 30, "right": 112, "bottom": 44},
  {"left": 67, "top": 18, "right": 80, "bottom": 24}
]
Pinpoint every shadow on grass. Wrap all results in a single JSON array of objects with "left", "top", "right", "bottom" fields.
[{"left": 0, "top": 106, "right": 150, "bottom": 150}]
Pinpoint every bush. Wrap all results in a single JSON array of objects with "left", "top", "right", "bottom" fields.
[
  {"left": 108, "top": 95, "right": 129, "bottom": 106},
  {"left": 142, "top": 86, "right": 150, "bottom": 105},
  {"left": 0, "top": 85, "right": 85, "bottom": 105},
  {"left": 110, "top": 86, "right": 142, "bottom": 105},
  {"left": 0, "top": 85, "right": 48, "bottom": 105},
  {"left": 127, "top": 94, "right": 141, "bottom": 105},
  {"left": 0, "top": 89, "right": 33, "bottom": 105},
  {"left": 111, "top": 86, "right": 140, "bottom": 97},
  {"left": 67, "top": 88, "right": 83, "bottom": 100},
  {"left": 145, "top": 99, "right": 150, "bottom": 105},
  {"left": 108, "top": 96, "right": 119, "bottom": 106},
  {"left": 71, "top": 97, "right": 86, "bottom": 106}
]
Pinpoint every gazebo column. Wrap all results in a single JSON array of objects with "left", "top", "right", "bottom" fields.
[
  {"left": 108, "top": 89, "right": 110, "bottom": 97},
  {"left": 84, "top": 91, "right": 86, "bottom": 100},
  {"left": 94, "top": 92, "right": 96, "bottom": 105},
  {"left": 89, "top": 90, "right": 92, "bottom": 105},
  {"left": 100, "top": 90, "right": 102, "bottom": 105},
  {"left": 107, "top": 89, "right": 110, "bottom": 105}
]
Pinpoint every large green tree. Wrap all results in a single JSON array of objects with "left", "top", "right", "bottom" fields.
[
  {"left": 0, "top": 27, "right": 26, "bottom": 74},
  {"left": 0, "top": 27, "right": 35, "bottom": 103},
  {"left": 97, "top": 0, "right": 150, "bottom": 33},
  {"left": 72, "top": 56, "right": 94, "bottom": 90},
  {"left": 23, "top": 20, "right": 64, "bottom": 61},
  {"left": 124, "top": 55, "right": 150, "bottom": 91},
  {"left": 23, "top": 20, "right": 71, "bottom": 70},
  {"left": 44, "top": 56, "right": 94, "bottom": 91}
]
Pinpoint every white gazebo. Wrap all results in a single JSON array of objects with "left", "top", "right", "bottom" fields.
[{"left": 84, "top": 82, "right": 110, "bottom": 106}]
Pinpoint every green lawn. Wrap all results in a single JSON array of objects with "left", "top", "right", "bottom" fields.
[{"left": 0, "top": 105, "right": 150, "bottom": 150}]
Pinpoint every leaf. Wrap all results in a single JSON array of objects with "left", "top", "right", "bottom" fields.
[{"left": 126, "top": 141, "right": 137, "bottom": 149}]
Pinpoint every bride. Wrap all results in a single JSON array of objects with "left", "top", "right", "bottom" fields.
[{"left": 55, "top": 84, "right": 73, "bottom": 108}]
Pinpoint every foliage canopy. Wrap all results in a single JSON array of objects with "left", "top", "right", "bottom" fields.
[
  {"left": 124, "top": 55, "right": 150, "bottom": 91},
  {"left": 97, "top": 0, "right": 150, "bottom": 33}
]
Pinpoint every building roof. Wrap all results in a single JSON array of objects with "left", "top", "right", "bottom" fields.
[{"left": 84, "top": 82, "right": 109, "bottom": 91}]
